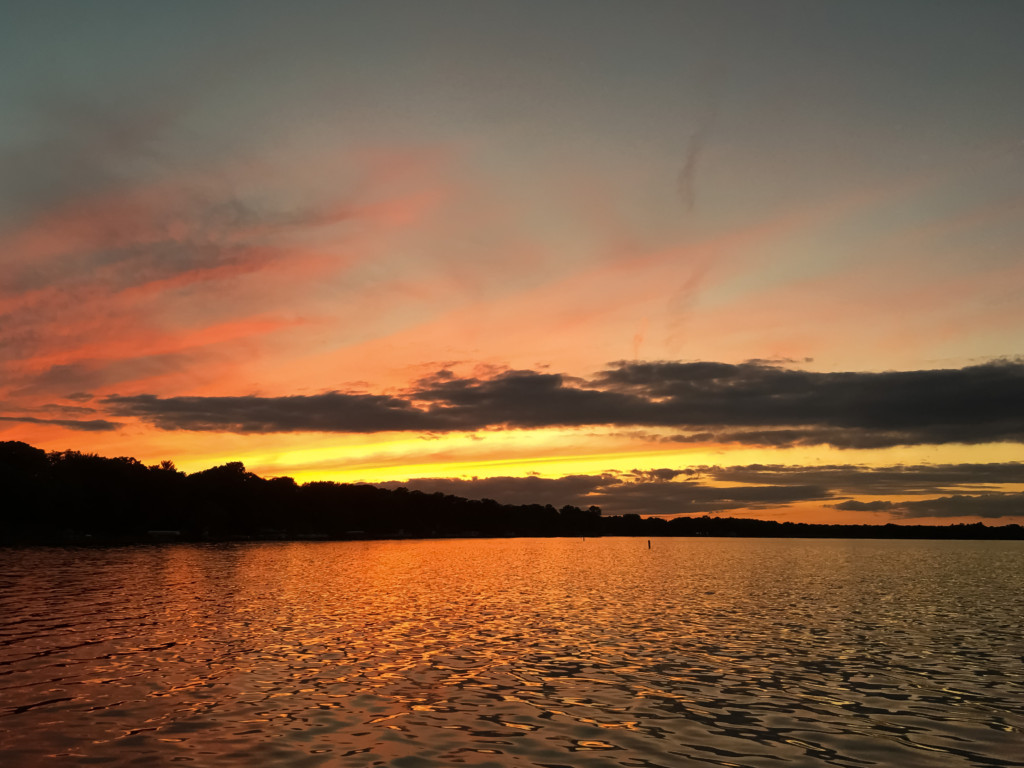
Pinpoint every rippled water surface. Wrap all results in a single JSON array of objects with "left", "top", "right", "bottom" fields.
[{"left": 2, "top": 538, "right": 1022, "bottom": 767}]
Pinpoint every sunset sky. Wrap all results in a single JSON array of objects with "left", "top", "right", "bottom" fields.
[{"left": 2, "top": 0, "right": 1023, "bottom": 525}]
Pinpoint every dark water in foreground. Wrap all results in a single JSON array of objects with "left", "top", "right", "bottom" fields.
[{"left": 1, "top": 538, "right": 1022, "bottom": 767}]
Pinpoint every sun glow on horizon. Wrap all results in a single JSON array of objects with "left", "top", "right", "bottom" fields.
[{"left": 226, "top": 429, "right": 1024, "bottom": 486}]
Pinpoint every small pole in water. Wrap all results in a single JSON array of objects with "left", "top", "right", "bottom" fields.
[{"left": 648, "top": 539, "right": 651, "bottom": 549}]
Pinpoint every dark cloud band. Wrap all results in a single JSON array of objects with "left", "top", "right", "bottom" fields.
[
  {"left": 103, "top": 359, "right": 1024, "bottom": 448},
  {"left": 0, "top": 414, "right": 120, "bottom": 432}
]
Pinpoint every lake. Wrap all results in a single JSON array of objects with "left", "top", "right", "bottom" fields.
[{"left": 1, "top": 538, "right": 1022, "bottom": 767}]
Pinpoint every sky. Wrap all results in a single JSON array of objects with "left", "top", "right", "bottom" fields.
[{"left": 2, "top": 0, "right": 1023, "bottom": 525}]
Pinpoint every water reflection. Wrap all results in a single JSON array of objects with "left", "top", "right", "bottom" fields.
[{"left": 1, "top": 538, "right": 1022, "bottom": 766}]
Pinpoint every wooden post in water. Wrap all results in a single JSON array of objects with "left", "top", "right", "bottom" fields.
[{"left": 647, "top": 539, "right": 651, "bottom": 549}]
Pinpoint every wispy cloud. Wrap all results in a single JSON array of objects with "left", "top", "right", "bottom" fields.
[
  {"left": 0, "top": 90, "right": 458, "bottom": 408},
  {"left": 0, "top": 414, "right": 120, "bottom": 432}
]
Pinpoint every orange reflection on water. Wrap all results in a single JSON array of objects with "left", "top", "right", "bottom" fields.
[{"left": 3, "top": 539, "right": 1022, "bottom": 766}]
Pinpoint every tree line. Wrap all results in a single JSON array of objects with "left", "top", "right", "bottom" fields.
[{"left": 2, "top": 440, "right": 1021, "bottom": 544}]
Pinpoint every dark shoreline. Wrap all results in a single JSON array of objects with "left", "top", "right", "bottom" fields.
[
  {"left": 3, "top": 440, "right": 1022, "bottom": 545},
  {"left": 5, "top": 520, "right": 1023, "bottom": 548}
]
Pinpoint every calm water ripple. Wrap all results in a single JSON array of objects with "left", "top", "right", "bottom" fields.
[{"left": 1, "top": 538, "right": 1022, "bottom": 767}]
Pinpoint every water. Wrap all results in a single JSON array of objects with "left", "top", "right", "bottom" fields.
[{"left": 1, "top": 538, "right": 1022, "bottom": 767}]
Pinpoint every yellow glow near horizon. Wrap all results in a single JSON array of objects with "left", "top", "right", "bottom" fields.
[
  {"left": 223, "top": 426, "right": 1024, "bottom": 485},
  {"left": 17, "top": 419, "right": 1021, "bottom": 488},
  {"left": 242, "top": 428, "right": 710, "bottom": 483}
]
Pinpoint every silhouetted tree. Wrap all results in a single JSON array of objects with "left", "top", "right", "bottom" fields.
[{"left": 2, "top": 441, "right": 1022, "bottom": 544}]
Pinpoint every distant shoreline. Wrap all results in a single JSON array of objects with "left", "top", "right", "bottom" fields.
[
  {"left": 5, "top": 529, "right": 1024, "bottom": 548},
  {"left": 3, "top": 440, "right": 1022, "bottom": 545}
]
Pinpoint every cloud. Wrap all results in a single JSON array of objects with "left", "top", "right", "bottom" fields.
[
  {"left": 10, "top": 358, "right": 187, "bottom": 398},
  {"left": 102, "top": 359, "right": 1024, "bottom": 449},
  {"left": 676, "top": 128, "right": 706, "bottom": 212},
  {"left": 676, "top": 84, "right": 717, "bottom": 213},
  {"left": 0, "top": 95, "right": 307, "bottom": 398},
  {"left": 0, "top": 92, "right": 176, "bottom": 230},
  {"left": 592, "top": 360, "right": 1024, "bottom": 446},
  {"left": 830, "top": 500, "right": 896, "bottom": 512},
  {"left": 381, "top": 470, "right": 831, "bottom": 517},
  {"left": 709, "top": 462, "right": 1024, "bottom": 495},
  {"left": 584, "top": 479, "right": 829, "bottom": 516},
  {"left": 0, "top": 414, "right": 120, "bottom": 432},
  {"left": 383, "top": 461, "right": 1024, "bottom": 520},
  {"left": 1, "top": 85, "right": 450, "bottom": 405},
  {"left": 378, "top": 474, "right": 618, "bottom": 508},
  {"left": 892, "top": 493, "right": 1024, "bottom": 519},
  {"left": 833, "top": 495, "right": 1023, "bottom": 520},
  {"left": 103, "top": 392, "right": 444, "bottom": 433}
]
